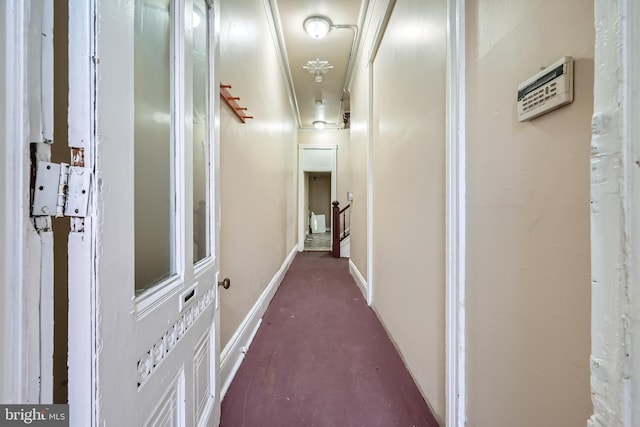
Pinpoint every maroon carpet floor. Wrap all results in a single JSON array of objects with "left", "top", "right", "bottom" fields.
[{"left": 220, "top": 252, "right": 439, "bottom": 427}]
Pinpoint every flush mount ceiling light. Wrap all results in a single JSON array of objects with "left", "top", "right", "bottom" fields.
[
  {"left": 313, "top": 120, "right": 327, "bottom": 129},
  {"left": 303, "top": 16, "right": 332, "bottom": 39}
]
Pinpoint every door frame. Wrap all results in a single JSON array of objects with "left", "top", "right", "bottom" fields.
[
  {"left": 0, "top": 0, "right": 42, "bottom": 404},
  {"left": 297, "top": 144, "right": 337, "bottom": 251},
  {"left": 589, "top": 0, "right": 640, "bottom": 424},
  {"left": 444, "top": 0, "right": 466, "bottom": 425},
  {"left": 67, "top": 0, "right": 96, "bottom": 425}
]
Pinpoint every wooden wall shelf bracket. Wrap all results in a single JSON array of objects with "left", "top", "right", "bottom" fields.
[{"left": 220, "top": 83, "right": 253, "bottom": 123}]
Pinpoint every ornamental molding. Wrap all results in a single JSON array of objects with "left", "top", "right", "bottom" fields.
[{"left": 137, "top": 286, "right": 215, "bottom": 387}]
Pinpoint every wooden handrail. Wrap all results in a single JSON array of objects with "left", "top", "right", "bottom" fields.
[{"left": 332, "top": 201, "right": 351, "bottom": 258}]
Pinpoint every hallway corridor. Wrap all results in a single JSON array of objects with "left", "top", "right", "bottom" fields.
[{"left": 220, "top": 252, "right": 439, "bottom": 426}]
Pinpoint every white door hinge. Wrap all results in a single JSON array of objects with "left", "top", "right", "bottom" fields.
[{"left": 32, "top": 160, "right": 91, "bottom": 217}]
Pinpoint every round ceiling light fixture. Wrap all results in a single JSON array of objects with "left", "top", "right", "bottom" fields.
[
  {"left": 313, "top": 120, "right": 327, "bottom": 129},
  {"left": 303, "top": 16, "right": 332, "bottom": 39}
]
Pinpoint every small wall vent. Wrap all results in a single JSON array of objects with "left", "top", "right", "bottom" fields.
[{"left": 517, "top": 56, "right": 574, "bottom": 122}]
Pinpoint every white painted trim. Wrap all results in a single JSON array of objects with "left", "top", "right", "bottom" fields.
[
  {"left": 627, "top": 1, "right": 640, "bottom": 423},
  {"left": 364, "top": 0, "right": 395, "bottom": 309},
  {"left": 219, "top": 247, "right": 297, "bottom": 398},
  {"left": 211, "top": 0, "right": 222, "bottom": 419},
  {"left": 298, "top": 148, "right": 304, "bottom": 251},
  {"left": 197, "top": 314, "right": 217, "bottom": 427},
  {"left": 39, "top": 1, "right": 54, "bottom": 403},
  {"left": 67, "top": 1, "right": 92, "bottom": 150},
  {"left": 172, "top": 0, "right": 187, "bottom": 290},
  {"left": 590, "top": 1, "right": 640, "bottom": 426},
  {"left": 366, "top": 62, "right": 374, "bottom": 307},
  {"left": 67, "top": 0, "right": 96, "bottom": 425},
  {"left": 444, "top": 0, "right": 466, "bottom": 426},
  {"left": 68, "top": 231, "right": 95, "bottom": 426},
  {"left": 39, "top": 231, "right": 54, "bottom": 403},
  {"left": 41, "top": 1, "right": 54, "bottom": 142},
  {"left": 1, "top": 0, "right": 29, "bottom": 403},
  {"left": 135, "top": 276, "right": 184, "bottom": 319},
  {"left": 263, "top": 0, "right": 301, "bottom": 127},
  {"left": 348, "top": 259, "right": 369, "bottom": 304}
]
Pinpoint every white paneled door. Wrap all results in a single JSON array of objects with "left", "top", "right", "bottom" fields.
[{"left": 67, "top": 1, "right": 222, "bottom": 426}]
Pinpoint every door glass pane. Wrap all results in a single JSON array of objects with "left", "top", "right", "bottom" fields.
[
  {"left": 134, "top": 0, "right": 174, "bottom": 293},
  {"left": 192, "top": 0, "right": 210, "bottom": 263}
]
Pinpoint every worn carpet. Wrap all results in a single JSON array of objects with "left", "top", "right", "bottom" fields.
[{"left": 220, "top": 251, "right": 439, "bottom": 427}]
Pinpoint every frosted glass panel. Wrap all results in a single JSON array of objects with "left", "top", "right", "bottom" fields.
[
  {"left": 134, "top": 0, "right": 174, "bottom": 293},
  {"left": 192, "top": 0, "right": 210, "bottom": 264}
]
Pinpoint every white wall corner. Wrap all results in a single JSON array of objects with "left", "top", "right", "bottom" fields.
[
  {"left": 348, "top": 259, "right": 369, "bottom": 305},
  {"left": 219, "top": 247, "right": 297, "bottom": 399}
]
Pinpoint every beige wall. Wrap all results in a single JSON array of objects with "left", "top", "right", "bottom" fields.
[
  {"left": 350, "top": 0, "right": 447, "bottom": 420},
  {"left": 466, "top": 0, "right": 593, "bottom": 426},
  {"left": 219, "top": 0, "right": 297, "bottom": 349},
  {"left": 371, "top": 0, "right": 447, "bottom": 420},
  {"left": 348, "top": 0, "right": 405, "bottom": 287}
]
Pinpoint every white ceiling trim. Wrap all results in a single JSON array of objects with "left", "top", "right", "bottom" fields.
[{"left": 262, "top": 0, "right": 302, "bottom": 128}]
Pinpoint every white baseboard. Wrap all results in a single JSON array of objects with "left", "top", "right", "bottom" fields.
[
  {"left": 220, "top": 246, "right": 297, "bottom": 399},
  {"left": 348, "top": 259, "right": 369, "bottom": 305}
]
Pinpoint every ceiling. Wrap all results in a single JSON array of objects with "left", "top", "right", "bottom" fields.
[{"left": 267, "top": 0, "right": 369, "bottom": 130}]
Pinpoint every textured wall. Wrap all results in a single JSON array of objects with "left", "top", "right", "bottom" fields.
[{"left": 465, "top": 0, "right": 594, "bottom": 425}]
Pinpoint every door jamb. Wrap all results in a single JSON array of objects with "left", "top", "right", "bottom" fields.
[
  {"left": 365, "top": 0, "right": 396, "bottom": 309},
  {"left": 445, "top": 0, "right": 466, "bottom": 425},
  {"left": 297, "top": 144, "right": 337, "bottom": 252},
  {"left": 589, "top": 0, "right": 640, "bottom": 424},
  {"left": 67, "top": 0, "right": 96, "bottom": 425},
  {"left": 0, "top": 0, "right": 36, "bottom": 404}
]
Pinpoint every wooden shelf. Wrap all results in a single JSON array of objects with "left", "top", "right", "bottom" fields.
[{"left": 220, "top": 83, "right": 253, "bottom": 123}]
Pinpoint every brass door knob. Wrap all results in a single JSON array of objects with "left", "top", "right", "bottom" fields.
[{"left": 218, "top": 277, "right": 231, "bottom": 289}]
